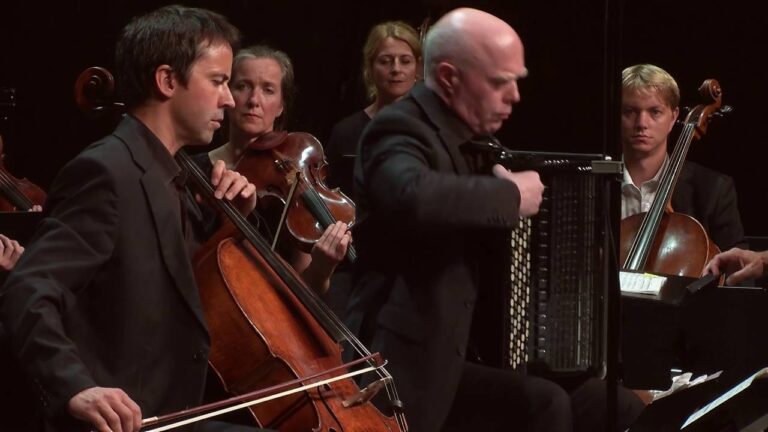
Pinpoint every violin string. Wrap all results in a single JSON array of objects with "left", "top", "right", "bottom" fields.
[{"left": 298, "top": 173, "right": 357, "bottom": 261}]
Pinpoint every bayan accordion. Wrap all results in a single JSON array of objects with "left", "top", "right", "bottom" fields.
[{"left": 472, "top": 149, "right": 621, "bottom": 379}]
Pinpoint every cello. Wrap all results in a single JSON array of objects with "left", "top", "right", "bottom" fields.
[
  {"left": 73, "top": 66, "right": 407, "bottom": 432},
  {"left": 0, "top": 87, "right": 46, "bottom": 212},
  {"left": 619, "top": 79, "right": 732, "bottom": 276}
]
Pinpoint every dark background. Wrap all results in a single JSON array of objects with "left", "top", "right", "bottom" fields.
[{"left": 1, "top": 0, "right": 765, "bottom": 235}]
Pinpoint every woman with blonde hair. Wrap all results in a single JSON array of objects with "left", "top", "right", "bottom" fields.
[{"left": 326, "top": 20, "right": 423, "bottom": 197}]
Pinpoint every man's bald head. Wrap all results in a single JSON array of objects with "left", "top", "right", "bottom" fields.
[
  {"left": 423, "top": 8, "right": 527, "bottom": 135},
  {"left": 424, "top": 8, "right": 525, "bottom": 87}
]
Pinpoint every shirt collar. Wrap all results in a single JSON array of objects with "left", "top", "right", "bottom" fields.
[
  {"left": 129, "top": 114, "right": 183, "bottom": 186},
  {"left": 622, "top": 154, "right": 669, "bottom": 191}
]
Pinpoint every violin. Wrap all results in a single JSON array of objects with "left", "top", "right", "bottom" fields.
[
  {"left": 74, "top": 66, "right": 406, "bottom": 431},
  {"left": 620, "top": 79, "right": 732, "bottom": 277},
  {"left": 235, "top": 131, "right": 358, "bottom": 262},
  {"left": 0, "top": 87, "right": 46, "bottom": 212}
]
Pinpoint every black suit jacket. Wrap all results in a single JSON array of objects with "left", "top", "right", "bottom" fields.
[
  {"left": 672, "top": 161, "right": 745, "bottom": 251},
  {"left": 0, "top": 116, "right": 210, "bottom": 430},
  {"left": 347, "top": 82, "right": 522, "bottom": 431}
]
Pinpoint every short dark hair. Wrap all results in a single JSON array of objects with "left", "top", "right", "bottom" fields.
[
  {"left": 115, "top": 5, "right": 240, "bottom": 108},
  {"left": 231, "top": 45, "right": 296, "bottom": 131}
]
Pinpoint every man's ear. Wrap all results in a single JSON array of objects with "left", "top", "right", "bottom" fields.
[
  {"left": 154, "top": 65, "right": 176, "bottom": 99},
  {"left": 435, "top": 61, "right": 459, "bottom": 96},
  {"left": 668, "top": 106, "right": 680, "bottom": 133}
]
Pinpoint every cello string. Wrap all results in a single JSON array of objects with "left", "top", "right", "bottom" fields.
[{"left": 178, "top": 150, "right": 405, "bottom": 422}]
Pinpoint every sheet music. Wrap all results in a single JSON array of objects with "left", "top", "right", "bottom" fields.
[
  {"left": 650, "top": 370, "right": 721, "bottom": 402},
  {"left": 682, "top": 367, "right": 768, "bottom": 429},
  {"left": 620, "top": 271, "right": 667, "bottom": 295}
]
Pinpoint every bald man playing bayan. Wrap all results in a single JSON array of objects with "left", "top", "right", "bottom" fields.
[{"left": 346, "top": 8, "right": 570, "bottom": 431}]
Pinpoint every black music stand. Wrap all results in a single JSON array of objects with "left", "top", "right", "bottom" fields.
[
  {"left": 621, "top": 272, "right": 717, "bottom": 390},
  {"left": 623, "top": 273, "right": 768, "bottom": 392},
  {"left": 630, "top": 366, "right": 768, "bottom": 431}
]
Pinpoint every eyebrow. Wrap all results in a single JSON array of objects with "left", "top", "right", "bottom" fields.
[
  {"left": 509, "top": 68, "right": 529, "bottom": 80},
  {"left": 493, "top": 69, "right": 528, "bottom": 84},
  {"left": 211, "top": 72, "right": 231, "bottom": 82}
]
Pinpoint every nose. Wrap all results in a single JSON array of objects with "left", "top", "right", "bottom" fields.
[
  {"left": 245, "top": 88, "right": 262, "bottom": 109},
  {"left": 222, "top": 85, "right": 235, "bottom": 108},
  {"left": 503, "top": 81, "right": 521, "bottom": 105},
  {"left": 390, "top": 59, "right": 403, "bottom": 74},
  {"left": 635, "top": 112, "right": 650, "bottom": 129}
]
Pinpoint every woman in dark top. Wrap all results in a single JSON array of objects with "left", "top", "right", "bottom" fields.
[{"left": 325, "top": 21, "right": 423, "bottom": 198}]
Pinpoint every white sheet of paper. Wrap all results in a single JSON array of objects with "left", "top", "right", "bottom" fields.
[{"left": 620, "top": 271, "right": 667, "bottom": 295}]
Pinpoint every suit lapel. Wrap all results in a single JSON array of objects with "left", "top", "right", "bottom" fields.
[
  {"left": 114, "top": 117, "right": 209, "bottom": 334},
  {"left": 411, "top": 84, "right": 473, "bottom": 176},
  {"left": 142, "top": 173, "right": 209, "bottom": 332}
]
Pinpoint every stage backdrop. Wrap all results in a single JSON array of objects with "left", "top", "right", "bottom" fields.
[{"left": 1, "top": 0, "right": 765, "bottom": 236}]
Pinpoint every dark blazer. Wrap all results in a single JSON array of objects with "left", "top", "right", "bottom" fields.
[
  {"left": 672, "top": 161, "right": 745, "bottom": 251},
  {"left": 347, "top": 82, "right": 522, "bottom": 431},
  {"left": 325, "top": 109, "right": 371, "bottom": 199},
  {"left": 0, "top": 116, "right": 210, "bottom": 430}
]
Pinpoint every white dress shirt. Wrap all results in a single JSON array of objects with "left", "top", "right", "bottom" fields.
[{"left": 621, "top": 156, "right": 669, "bottom": 219}]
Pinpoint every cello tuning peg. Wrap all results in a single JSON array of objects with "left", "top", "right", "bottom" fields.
[{"left": 708, "top": 105, "right": 734, "bottom": 121}]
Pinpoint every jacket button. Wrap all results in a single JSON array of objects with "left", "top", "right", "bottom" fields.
[
  {"left": 457, "top": 346, "right": 465, "bottom": 357},
  {"left": 192, "top": 351, "right": 205, "bottom": 362}
]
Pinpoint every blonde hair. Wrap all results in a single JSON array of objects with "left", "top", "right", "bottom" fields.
[
  {"left": 362, "top": 21, "right": 422, "bottom": 101},
  {"left": 621, "top": 64, "right": 680, "bottom": 109}
]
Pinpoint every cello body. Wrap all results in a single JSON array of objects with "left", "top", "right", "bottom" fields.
[
  {"left": 193, "top": 228, "right": 401, "bottom": 431},
  {"left": 0, "top": 96, "right": 46, "bottom": 211},
  {"left": 621, "top": 79, "right": 729, "bottom": 277},
  {"left": 620, "top": 211, "right": 719, "bottom": 276}
]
